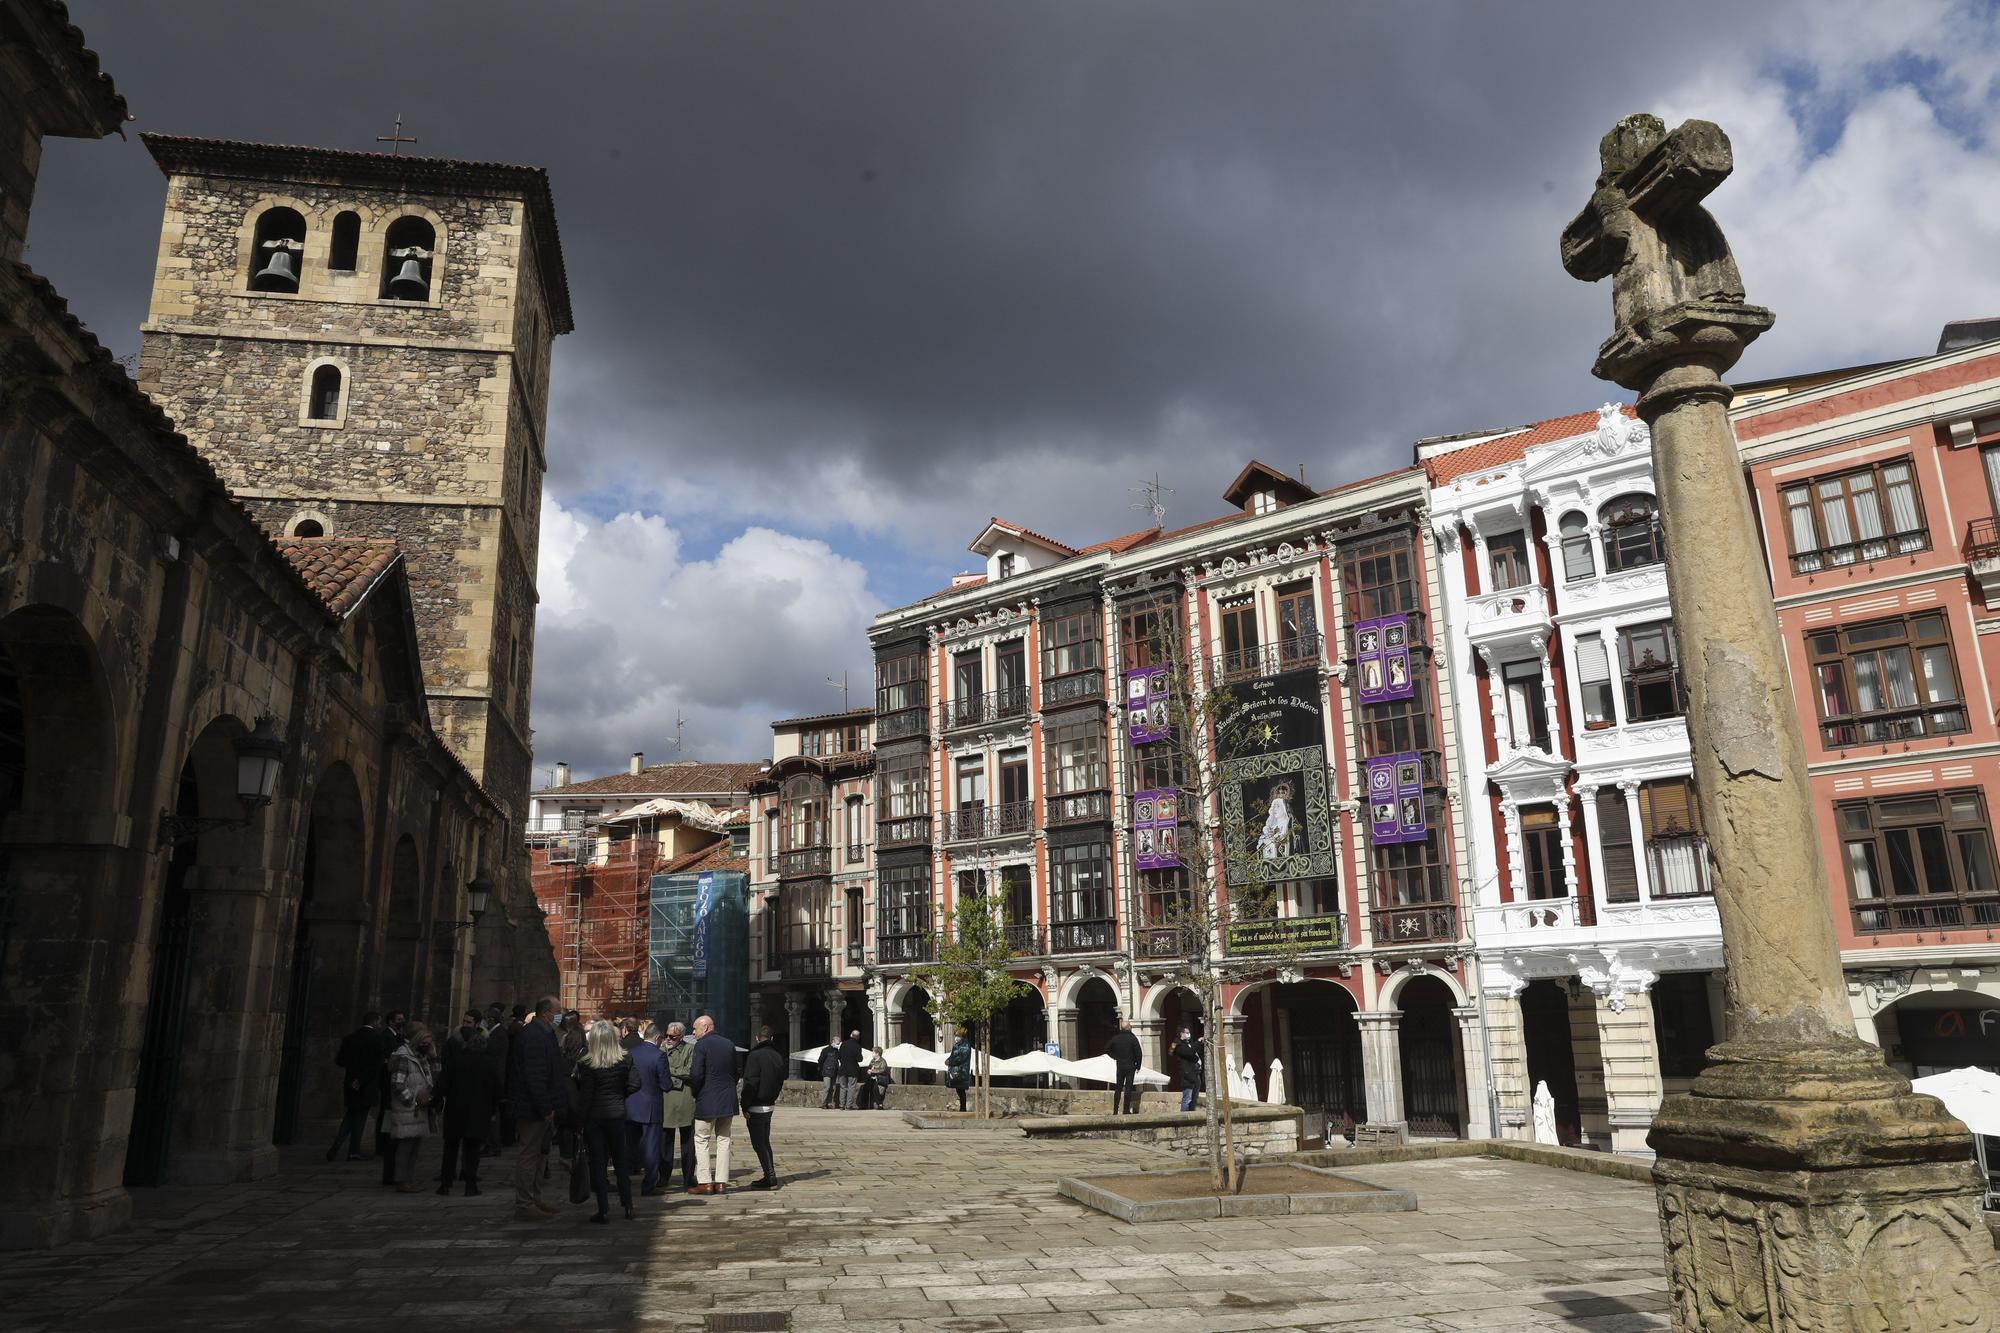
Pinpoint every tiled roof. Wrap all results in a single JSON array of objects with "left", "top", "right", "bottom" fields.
[
  {"left": 140, "top": 134, "right": 573, "bottom": 335},
  {"left": 28, "top": 2, "right": 128, "bottom": 135},
  {"left": 273, "top": 537, "right": 400, "bottom": 618},
  {"left": 658, "top": 842, "right": 749, "bottom": 877},
  {"left": 1424, "top": 405, "right": 1636, "bottom": 486},
  {"left": 974, "top": 517, "right": 1078, "bottom": 556},
  {"left": 1076, "top": 528, "right": 1163, "bottom": 557},
  {"left": 533, "top": 761, "right": 767, "bottom": 799},
  {"left": 773, "top": 705, "right": 876, "bottom": 728}
]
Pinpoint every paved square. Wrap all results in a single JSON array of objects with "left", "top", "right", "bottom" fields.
[{"left": 0, "top": 1110, "right": 1670, "bottom": 1330}]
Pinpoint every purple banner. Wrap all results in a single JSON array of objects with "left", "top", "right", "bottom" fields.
[
  {"left": 1365, "top": 752, "right": 1427, "bottom": 845},
  {"left": 1125, "top": 666, "right": 1170, "bottom": 744},
  {"left": 1354, "top": 615, "right": 1414, "bottom": 704},
  {"left": 1133, "top": 788, "right": 1181, "bottom": 870}
]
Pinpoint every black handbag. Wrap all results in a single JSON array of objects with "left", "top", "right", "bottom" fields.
[{"left": 567, "top": 1145, "right": 590, "bottom": 1204}]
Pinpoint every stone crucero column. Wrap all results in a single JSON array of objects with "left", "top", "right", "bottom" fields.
[{"left": 1563, "top": 113, "right": 2000, "bottom": 1329}]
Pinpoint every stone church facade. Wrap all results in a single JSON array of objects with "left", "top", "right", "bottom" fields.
[{"left": 0, "top": 0, "right": 558, "bottom": 1247}]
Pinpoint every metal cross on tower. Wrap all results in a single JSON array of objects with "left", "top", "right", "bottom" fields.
[{"left": 376, "top": 113, "right": 418, "bottom": 156}]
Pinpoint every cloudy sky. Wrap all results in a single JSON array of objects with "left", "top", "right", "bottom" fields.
[{"left": 31, "top": 1, "right": 2000, "bottom": 779}]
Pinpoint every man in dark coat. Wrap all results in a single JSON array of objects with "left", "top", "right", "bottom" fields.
[
  {"left": 436, "top": 1027, "right": 501, "bottom": 1196},
  {"left": 1171, "top": 1025, "right": 1205, "bottom": 1113},
  {"left": 685, "top": 1014, "right": 740, "bottom": 1194},
  {"left": 1107, "top": 1017, "right": 1144, "bottom": 1114},
  {"left": 375, "top": 1009, "right": 406, "bottom": 1183},
  {"left": 482, "top": 1004, "right": 515, "bottom": 1154},
  {"left": 507, "top": 997, "right": 568, "bottom": 1220},
  {"left": 624, "top": 1022, "right": 670, "bottom": 1196},
  {"left": 325, "top": 1011, "right": 381, "bottom": 1161},
  {"left": 836, "top": 1029, "right": 864, "bottom": 1110},
  {"left": 817, "top": 1042, "right": 840, "bottom": 1108},
  {"left": 739, "top": 1026, "right": 787, "bottom": 1190}
]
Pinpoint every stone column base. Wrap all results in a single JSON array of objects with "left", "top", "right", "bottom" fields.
[
  {"left": 1649, "top": 1041, "right": 2000, "bottom": 1330},
  {"left": 0, "top": 1185, "right": 132, "bottom": 1249}
]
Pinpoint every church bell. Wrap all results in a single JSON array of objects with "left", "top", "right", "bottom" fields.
[
  {"left": 387, "top": 258, "right": 429, "bottom": 300},
  {"left": 251, "top": 247, "right": 299, "bottom": 292}
]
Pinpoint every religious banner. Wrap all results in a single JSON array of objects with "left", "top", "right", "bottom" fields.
[
  {"left": 1217, "top": 669, "right": 1336, "bottom": 884},
  {"left": 1365, "top": 752, "right": 1427, "bottom": 845},
  {"left": 1353, "top": 614, "right": 1415, "bottom": 704},
  {"left": 1132, "top": 788, "right": 1180, "bottom": 870},
  {"left": 692, "top": 871, "right": 714, "bottom": 979},
  {"left": 1125, "top": 665, "right": 1170, "bottom": 744},
  {"left": 1224, "top": 913, "right": 1343, "bottom": 956}
]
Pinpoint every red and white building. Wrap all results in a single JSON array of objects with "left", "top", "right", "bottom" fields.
[
  {"left": 1736, "top": 330, "right": 2000, "bottom": 1077},
  {"left": 862, "top": 462, "right": 1490, "bottom": 1142}
]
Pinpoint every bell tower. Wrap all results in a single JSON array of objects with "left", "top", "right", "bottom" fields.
[{"left": 135, "top": 134, "right": 571, "bottom": 899}]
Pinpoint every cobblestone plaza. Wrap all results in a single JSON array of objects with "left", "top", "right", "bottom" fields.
[{"left": 4, "top": 1110, "right": 1671, "bottom": 1332}]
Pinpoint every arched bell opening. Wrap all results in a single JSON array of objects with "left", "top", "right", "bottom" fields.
[
  {"left": 379, "top": 216, "right": 436, "bottom": 301},
  {"left": 248, "top": 206, "right": 305, "bottom": 293}
]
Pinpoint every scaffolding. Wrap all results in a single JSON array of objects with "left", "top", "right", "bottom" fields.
[
  {"left": 531, "top": 832, "right": 657, "bottom": 1015},
  {"left": 650, "top": 868, "right": 749, "bottom": 1047}
]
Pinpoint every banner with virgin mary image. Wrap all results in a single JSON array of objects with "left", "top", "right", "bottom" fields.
[{"left": 1216, "top": 669, "right": 1335, "bottom": 885}]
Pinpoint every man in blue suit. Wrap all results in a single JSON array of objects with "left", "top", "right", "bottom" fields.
[{"left": 625, "top": 1019, "right": 670, "bottom": 1196}]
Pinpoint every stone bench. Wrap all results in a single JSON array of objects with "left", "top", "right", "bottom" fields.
[{"left": 1020, "top": 1102, "right": 1304, "bottom": 1159}]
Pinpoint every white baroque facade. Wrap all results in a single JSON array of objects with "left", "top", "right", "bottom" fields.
[{"left": 1424, "top": 404, "right": 1723, "bottom": 1155}]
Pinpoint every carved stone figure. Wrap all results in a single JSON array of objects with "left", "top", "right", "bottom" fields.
[
  {"left": 1531, "top": 1080, "right": 1558, "bottom": 1146},
  {"left": 1564, "top": 114, "right": 2000, "bottom": 1329}
]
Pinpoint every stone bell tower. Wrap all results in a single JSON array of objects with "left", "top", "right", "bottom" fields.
[{"left": 135, "top": 135, "right": 571, "bottom": 984}]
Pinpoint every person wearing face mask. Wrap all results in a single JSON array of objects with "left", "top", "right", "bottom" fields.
[{"left": 385, "top": 1022, "right": 438, "bottom": 1193}]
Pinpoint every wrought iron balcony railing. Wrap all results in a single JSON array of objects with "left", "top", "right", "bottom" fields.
[
  {"left": 1042, "top": 669, "right": 1107, "bottom": 708},
  {"left": 1135, "top": 924, "right": 1186, "bottom": 960},
  {"left": 776, "top": 846, "right": 831, "bottom": 879},
  {"left": 1792, "top": 527, "right": 1929, "bottom": 574},
  {"left": 1369, "top": 902, "right": 1459, "bottom": 946},
  {"left": 939, "top": 686, "right": 1029, "bottom": 731},
  {"left": 1819, "top": 702, "right": 1969, "bottom": 749},
  {"left": 877, "top": 933, "right": 933, "bottom": 965},
  {"left": 1853, "top": 895, "right": 2000, "bottom": 933},
  {"left": 1967, "top": 517, "right": 2000, "bottom": 562},
  {"left": 1210, "top": 632, "right": 1324, "bottom": 683},
  {"left": 877, "top": 814, "right": 931, "bottom": 848},
  {"left": 877, "top": 705, "right": 929, "bottom": 741},
  {"left": 1046, "top": 788, "right": 1111, "bottom": 827},
  {"left": 1000, "top": 922, "right": 1045, "bottom": 955},
  {"left": 781, "top": 948, "right": 832, "bottom": 981},
  {"left": 946, "top": 800, "right": 1033, "bottom": 842},
  {"left": 1050, "top": 917, "right": 1116, "bottom": 954}
]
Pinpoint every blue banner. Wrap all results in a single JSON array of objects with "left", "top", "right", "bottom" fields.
[{"left": 692, "top": 872, "right": 714, "bottom": 980}]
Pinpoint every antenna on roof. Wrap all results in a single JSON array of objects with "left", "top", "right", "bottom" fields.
[
  {"left": 672, "top": 711, "right": 688, "bottom": 756},
  {"left": 1130, "top": 474, "right": 1173, "bottom": 530},
  {"left": 827, "top": 672, "right": 850, "bottom": 711}
]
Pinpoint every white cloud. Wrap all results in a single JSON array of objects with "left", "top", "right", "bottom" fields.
[{"left": 529, "top": 495, "right": 884, "bottom": 776}]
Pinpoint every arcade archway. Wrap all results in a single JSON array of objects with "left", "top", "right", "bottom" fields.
[
  {"left": 1397, "top": 975, "right": 1466, "bottom": 1138},
  {"left": 1240, "top": 979, "right": 1363, "bottom": 1144}
]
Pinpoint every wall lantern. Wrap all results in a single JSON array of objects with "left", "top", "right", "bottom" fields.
[
  {"left": 449, "top": 872, "right": 494, "bottom": 933},
  {"left": 157, "top": 716, "right": 285, "bottom": 847}
]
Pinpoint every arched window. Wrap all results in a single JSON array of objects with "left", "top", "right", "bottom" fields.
[
  {"left": 327, "top": 210, "right": 360, "bottom": 271},
  {"left": 307, "top": 364, "right": 343, "bottom": 420},
  {"left": 1559, "top": 511, "right": 1595, "bottom": 581},
  {"left": 248, "top": 206, "right": 306, "bottom": 292},
  {"left": 289, "top": 516, "right": 326, "bottom": 538},
  {"left": 1599, "top": 493, "right": 1663, "bottom": 572},
  {"left": 780, "top": 774, "right": 828, "bottom": 851},
  {"left": 379, "top": 215, "right": 436, "bottom": 300}
]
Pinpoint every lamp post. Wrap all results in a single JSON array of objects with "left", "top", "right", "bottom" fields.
[
  {"left": 446, "top": 871, "right": 492, "bottom": 933},
  {"left": 156, "top": 716, "right": 285, "bottom": 846}
]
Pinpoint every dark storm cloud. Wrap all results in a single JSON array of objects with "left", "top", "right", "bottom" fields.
[{"left": 30, "top": 0, "right": 1991, "bottom": 775}]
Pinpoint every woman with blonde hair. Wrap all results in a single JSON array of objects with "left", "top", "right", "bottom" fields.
[
  {"left": 570, "top": 1019, "right": 639, "bottom": 1222},
  {"left": 385, "top": 1022, "right": 437, "bottom": 1192}
]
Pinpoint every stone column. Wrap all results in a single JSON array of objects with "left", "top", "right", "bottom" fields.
[
  {"left": 1483, "top": 987, "right": 1531, "bottom": 1139},
  {"left": 1619, "top": 781, "right": 1651, "bottom": 901},
  {"left": 1452, "top": 1005, "right": 1494, "bottom": 1139},
  {"left": 783, "top": 991, "right": 807, "bottom": 1053},
  {"left": 821, "top": 986, "right": 848, "bottom": 1043},
  {"left": 1354, "top": 1011, "right": 1405, "bottom": 1136},
  {"left": 1594, "top": 983, "right": 1664, "bottom": 1156},
  {"left": 1219, "top": 1014, "right": 1248, "bottom": 1099},
  {"left": 1564, "top": 112, "right": 2000, "bottom": 1320},
  {"left": 1056, "top": 1006, "right": 1081, "bottom": 1063}
]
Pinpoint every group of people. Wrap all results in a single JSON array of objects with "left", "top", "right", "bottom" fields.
[
  {"left": 815, "top": 1030, "right": 895, "bottom": 1110},
  {"left": 1103, "top": 1018, "right": 1208, "bottom": 1114},
  {"left": 327, "top": 1000, "right": 791, "bottom": 1223}
]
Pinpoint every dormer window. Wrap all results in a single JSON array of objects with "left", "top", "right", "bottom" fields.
[
  {"left": 997, "top": 552, "right": 1016, "bottom": 580},
  {"left": 1252, "top": 490, "right": 1277, "bottom": 516}
]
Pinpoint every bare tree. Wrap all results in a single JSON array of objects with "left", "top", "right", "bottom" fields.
[{"left": 911, "top": 889, "right": 1025, "bottom": 1119}]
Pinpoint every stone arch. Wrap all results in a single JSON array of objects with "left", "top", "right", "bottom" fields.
[
  {"left": 236, "top": 194, "right": 314, "bottom": 293},
  {"left": 127, "top": 710, "right": 273, "bottom": 1187},
  {"left": 271, "top": 761, "right": 368, "bottom": 1144},
  {"left": 1071, "top": 974, "right": 1119, "bottom": 1060},
  {"left": 0, "top": 605, "right": 126, "bottom": 1244},
  {"left": 1868, "top": 986, "right": 2000, "bottom": 1076},
  {"left": 1055, "top": 963, "right": 1116, "bottom": 1012},
  {"left": 1379, "top": 962, "right": 1469, "bottom": 1009},
  {"left": 1238, "top": 978, "right": 1363, "bottom": 1139},
  {"left": 298, "top": 354, "right": 350, "bottom": 427},
  {"left": 898, "top": 983, "right": 936, "bottom": 1055},
  {"left": 377, "top": 207, "right": 447, "bottom": 303},
  {"left": 1397, "top": 974, "right": 1467, "bottom": 1138},
  {"left": 379, "top": 833, "right": 424, "bottom": 1019}
]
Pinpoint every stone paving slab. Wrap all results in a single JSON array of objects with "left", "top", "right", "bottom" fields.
[{"left": 0, "top": 1108, "right": 1671, "bottom": 1330}]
